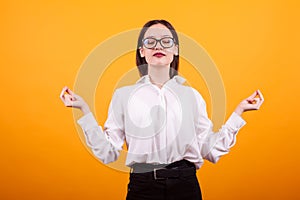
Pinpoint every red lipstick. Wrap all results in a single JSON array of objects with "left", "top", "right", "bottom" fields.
[{"left": 153, "top": 52, "right": 166, "bottom": 57}]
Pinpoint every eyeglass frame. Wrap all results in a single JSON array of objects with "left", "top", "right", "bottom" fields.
[{"left": 141, "top": 36, "right": 176, "bottom": 49}]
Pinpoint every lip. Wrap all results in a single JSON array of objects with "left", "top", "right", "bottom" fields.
[{"left": 153, "top": 52, "right": 166, "bottom": 57}]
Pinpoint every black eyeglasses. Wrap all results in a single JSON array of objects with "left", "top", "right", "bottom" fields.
[{"left": 142, "top": 37, "right": 175, "bottom": 49}]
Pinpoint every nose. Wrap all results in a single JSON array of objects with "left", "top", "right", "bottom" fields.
[{"left": 154, "top": 41, "right": 163, "bottom": 50}]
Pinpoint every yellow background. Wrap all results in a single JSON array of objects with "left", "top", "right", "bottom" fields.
[{"left": 1, "top": 0, "right": 299, "bottom": 199}]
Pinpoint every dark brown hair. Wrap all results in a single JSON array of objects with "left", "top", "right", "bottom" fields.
[{"left": 136, "top": 19, "right": 179, "bottom": 78}]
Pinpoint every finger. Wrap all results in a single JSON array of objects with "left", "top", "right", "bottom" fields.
[
  {"left": 60, "top": 86, "right": 68, "bottom": 97},
  {"left": 67, "top": 88, "right": 79, "bottom": 101},
  {"left": 60, "top": 86, "right": 69, "bottom": 101},
  {"left": 247, "top": 99, "right": 257, "bottom": 104},
  {"left": 247, "top": 97, "right": 258, "bottom": 103},
  {"left": 254, "top": 90, "right": 264, "bottom": 109},
  {"left": 64, "top": 99, "right": 77, "bottom": 107},
  {"left": 66, "top": 88, "right": 75, "bottom": 96},
  {"left": 252, "top": 99, "right": 264, "bottom": 110},
  {"left": 257, "top": 99, "right": 264, "bottom": 109},
  {"left": 62, "top": 94, "right": 72, "bottom": 106},
  {"left": 253, "top": 97, "right": 260, "bottom": 102},
  {"left": 247, "top": 90, "right": 258, "bottom": 100},
  {"left": 257, "top": 89, "right": 264, "bottom": 101}
]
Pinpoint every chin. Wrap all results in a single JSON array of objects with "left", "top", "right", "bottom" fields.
[
  {"left": 149, "top": 62, "right": 170, "bottom": 67},
  {"left": 149, "top": 59, "right": 172, "bottom": 67}
]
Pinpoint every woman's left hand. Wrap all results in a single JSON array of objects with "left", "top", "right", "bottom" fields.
[{"left": 234, "top": 90, "right": 264, "bottom": 116}]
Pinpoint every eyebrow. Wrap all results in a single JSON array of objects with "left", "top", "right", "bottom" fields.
[{"left": 145, "top": 35, "right": 173, "bottom": 38}]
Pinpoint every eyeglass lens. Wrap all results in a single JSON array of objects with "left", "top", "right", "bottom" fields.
[{"left": 143, "top": 37, "right": 174, "bottom": 49}]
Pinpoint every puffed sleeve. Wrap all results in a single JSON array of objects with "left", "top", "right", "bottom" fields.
[
  {"left": 192, "top": 88, "right": 246, "bottom": 163},
  {"left": 77, "top": 89, "right": 125, "bottom": 164}
]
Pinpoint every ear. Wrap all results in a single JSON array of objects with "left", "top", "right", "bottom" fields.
[
  {"left": 174, "top": 45, "right": 179, "bottom": 56},
  {"left": 139, "top": 47, "right": 145, "bottom": 57}
]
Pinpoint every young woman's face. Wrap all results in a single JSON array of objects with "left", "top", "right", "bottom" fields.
[{"left": 139, "top": 23, "right": 178, "bottom": 67}]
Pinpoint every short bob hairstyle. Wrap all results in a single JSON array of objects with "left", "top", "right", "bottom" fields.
[{"left": 136, "top": 19, "right": 179, "bottom": 79}]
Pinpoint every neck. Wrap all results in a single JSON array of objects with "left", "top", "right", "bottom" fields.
[{"left": 148, "top": 64, "right": 170, "bottom": 87}]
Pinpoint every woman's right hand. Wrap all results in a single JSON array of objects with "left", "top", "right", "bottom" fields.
[{"left": 60, "top": 86, "right": 91, "bottom": 115}]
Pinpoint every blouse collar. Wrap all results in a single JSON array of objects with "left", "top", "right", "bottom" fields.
[{"left": 135, "top": 74, "right": 186, "bottom": 85}]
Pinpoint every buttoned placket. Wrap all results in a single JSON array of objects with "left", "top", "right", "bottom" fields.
[
  {"left": 150, "top": 84, "right": 168, "bottom": 163},
  {"left": 142, "top": 76, "right": 179, "bottom": 163}
]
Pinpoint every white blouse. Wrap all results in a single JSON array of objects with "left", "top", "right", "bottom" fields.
[{"left": 77, "top": 74, "right": 246, "bottom": 169}]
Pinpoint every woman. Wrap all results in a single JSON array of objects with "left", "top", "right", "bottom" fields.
[{"left": 60, "top": 19, "right": 264, "bottom": 200}]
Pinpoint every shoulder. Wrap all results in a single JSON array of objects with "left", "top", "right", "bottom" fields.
[
  {"left": 114, "top": 85, "right": 135, "bottom": 94},
  {"left": 112, "top": 84, "right": 140, "bottom": 100},
  {"left": 183, "top": 86, "right": 206, "bottom": 105},
  {"left": 172, "top": 75, "right": 205, "bottom": 101}
]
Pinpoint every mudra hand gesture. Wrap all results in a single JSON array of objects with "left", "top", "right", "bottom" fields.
[
  {"left": 60, "top": 86, "right": 91, "bottom": 115},
  {"left": 234, "top": 90, "right": 264, "bottom": 116}
]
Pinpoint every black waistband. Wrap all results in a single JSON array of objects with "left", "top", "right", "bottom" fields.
[{"left": 131, "top": 159, "right": 195, "bottom": 173}]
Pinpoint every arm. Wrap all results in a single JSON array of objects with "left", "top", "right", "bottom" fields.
[
  {"left": 60, "top": 86, "right": 125, "bottom": 164},
  {"left": 193, "top": 89, "right": 264, "bottom": 163}
]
